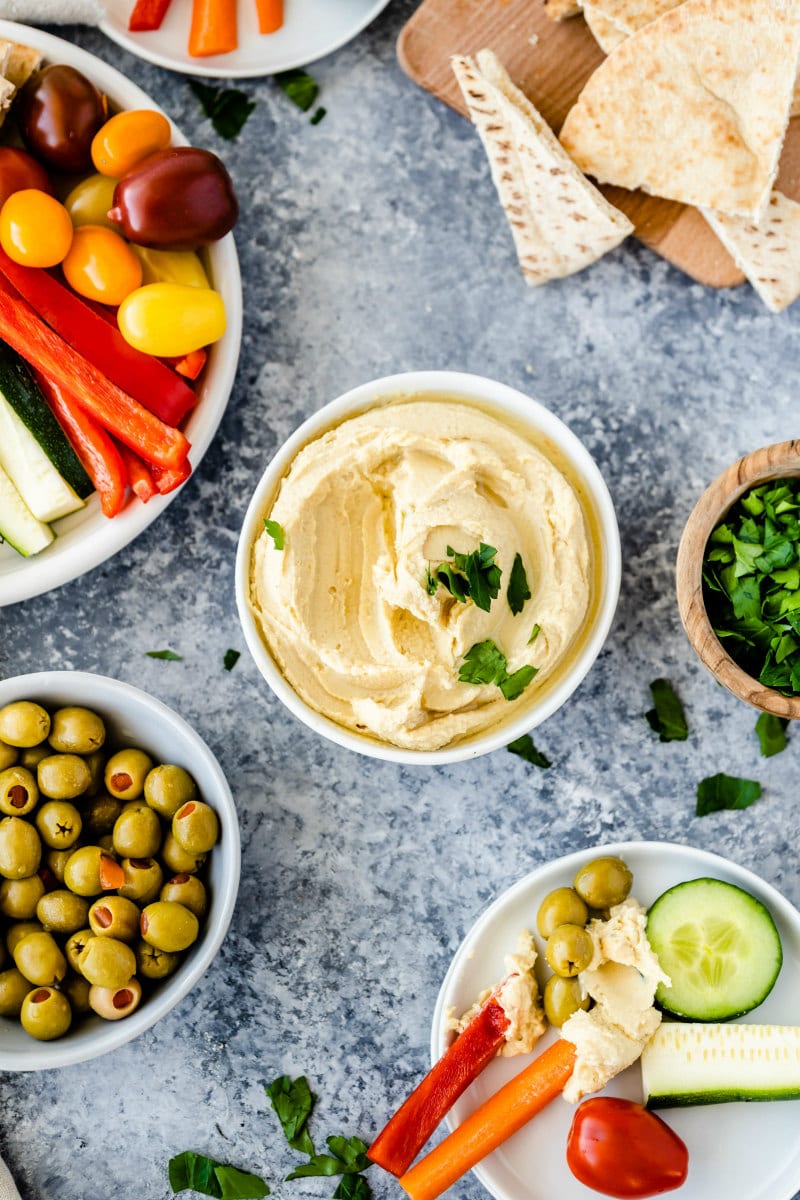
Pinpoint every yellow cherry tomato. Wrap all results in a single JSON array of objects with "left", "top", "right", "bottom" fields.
[
  {"left": 117, "top": 283, "right": 226, "bottom": 357},
  {"left": 91, "top": 110, "right": 172, "bottom": 178},
  {"left": 0, "top": 189, "right": 72, "bottom": 267},
  {"left": 64, "top": 174, "right": 118, "bottom": 230},
  {"left": 131, "top": 246, "right": 210, "bottom": 289},
  {"left": 62, "top": 225, "right": 143, "bottom": 306}
]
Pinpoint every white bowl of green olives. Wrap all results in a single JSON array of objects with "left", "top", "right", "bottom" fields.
[{"left": 0, "top": 671, "right": 240, "bottom": 1070}]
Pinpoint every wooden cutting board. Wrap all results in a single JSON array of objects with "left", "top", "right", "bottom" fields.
[{"left": 397, "top": 0, "right": 800, "bottom": 288}]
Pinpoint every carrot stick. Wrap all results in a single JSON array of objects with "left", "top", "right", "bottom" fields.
[
  {"left": 255, "top": 0, "right": 282, "bottom": 34},
  {"left": 399, "top": 1040, "right": 576, "bottom": 1200},
  {"left": 188, "top": 0, "right": 237, "bottom": 57}
]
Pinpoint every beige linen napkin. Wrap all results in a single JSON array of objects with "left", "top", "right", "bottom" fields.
[
  {"left": 0, "top": 0, "right": 103, "bottom": 22},
  {"left": 0, "top": 1155, "right": 21, "bottom": 1200}
]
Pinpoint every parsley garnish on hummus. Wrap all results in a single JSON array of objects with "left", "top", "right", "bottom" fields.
[
  {"left": 459, "top": 639, "right": 538, "bottom": 701},
  {"left": 507, "top": 553, "right": 531, "bottom": 615},
  {"left": 263, "top": 519, "right": 285, "bottom": 550},
  {"left": 427, "top": 543, "right": 502, "bottom": 612}
]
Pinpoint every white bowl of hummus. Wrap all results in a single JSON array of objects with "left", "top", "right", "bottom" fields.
[{"left": 235, "top": 371, "right": 620, "bottom": 763}]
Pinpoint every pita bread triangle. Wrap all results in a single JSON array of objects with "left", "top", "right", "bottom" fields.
[
  {"left": 560, "top": 0, "right": 800, "bottom": 220},
  {"left": 703, "top": 192, "right": 800, "bottom": 312},
  {"left": 451, "top": 50, "right": 632, "bottom": 286},
  {"left": 582, "top": 5, "right": 627, "bottom": 53},
  {"left": 586, "top": 0, "right": 685, "bottom": 34}
]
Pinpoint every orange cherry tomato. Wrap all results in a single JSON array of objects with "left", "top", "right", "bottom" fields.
[
  {"left": 91, "top": 109, "right": 171, "bottom": 178},
  {"left": 0, "top": 189, "right": 73, "bottom": 267},
  {"left": 62, "top": 224, "right": 143, "bottom": 306},
  {"left": 566, "top": 1099, "right": 689, "bottom": 1198}
]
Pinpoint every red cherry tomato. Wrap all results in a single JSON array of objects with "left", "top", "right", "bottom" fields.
[
  {"left": 0, "top": 147, "right": 53, "bottom": 209},
  {"left": 566, "top": 1098, "right": 688, "bottom": 1198}
]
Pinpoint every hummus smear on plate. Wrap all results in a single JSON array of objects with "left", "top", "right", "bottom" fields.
[{"left": 248, "top": 396, "right": 592, "bottom": 751}]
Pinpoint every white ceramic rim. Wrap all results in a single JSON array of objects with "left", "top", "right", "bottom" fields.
[
  {"left": 0, "top": 22, "right": 243, "bottom": 609},
  {"left": 431, "top": 840, "right": 800, "bottom": 1200},
  {"left": 235, "top": 370, "right": 622, "bottom": 765},
  {"left": 0, "top": 671, "right": 241, "bottom": 1071},
  {"left": 99, "top": 0, "right": 392, "bottom": 79}
]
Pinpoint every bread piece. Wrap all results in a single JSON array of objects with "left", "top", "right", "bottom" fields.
[
  {"left": 582, "top": 4, "right": 627, "bottom": 52},
  {"left": 703, "top": 192, "right": 800, "bottom": 312},
  {"left": 5, "top": 43, "right": 43, "bottom": 89},
  {"left": 544, "top": 0, "right": 583, "bottom": 19},
  {"left": 585, "top": 0, "right": 684, "bottom": 33}
]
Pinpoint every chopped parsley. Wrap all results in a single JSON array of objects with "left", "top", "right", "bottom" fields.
[
  {"left": 507, "top": 734, "right": 551, "bottom": 768},
  {"left": 528, "top": 623, "right": 541, "bottom": 645},
  {"left": 169, "top": 1151, "right": 268, "bottom": 1198},
  {"left": 224, "top": 649, "right": 241, "bottom": 672},
  {"left": 645, "top": 679, "right": 688, "bottom": 742},
  {"left": 265, "top": 1076, "right": 315, "bottom": 1154},
  {"left": 264, "top": 519, "right": 285, "bottom": 550},
  {"left": 427, "top": 543, "right": 502, "bottom": 612},
  {"left": 189, "top": 81, "right": 255, "bottom": 139},
  {"left": 146, "top": 649, "right": 183, "bottom": 661},
  {"left": 266, "top": 1076, "right": 372, "bottom": 1198},
  {"left": 507, "top": 553, "right": 531, "bottom": 615},
  {"left": 696, "top": 773, "right": 762, "bottom": 817},
  {"left": 275, "top": 69, "right": 319, "bottom": 112},
  {"left": 310, "top": 107, "right": 326, "bottom": 126},
  {"left": 458, "top": 639, "right": 538, "bottom": 701},
  {"left": 755, "top": 712, "right": 789, "bottom": 758}
]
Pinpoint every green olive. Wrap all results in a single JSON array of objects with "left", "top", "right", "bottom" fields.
[
  {"left": 545, "top": 924, "right": 595, "bottom": 977},
  {"left": 6, "top": 921, "right": 42, "bottom": 955},
  {"left": 78, "top": 936, "right": 136, "bottom": 988},
  {"left": 144, "top": 763, "right": 196, "bottom": 820},
  {"left": 0, "top": 967, "right": 32, "bottom": 1017},
  {"left": 63, "top": 846, "right": 106, "bottom": 897},
  {"left": 0, "top": 701, "right": 50, "bottom": 748},
  {"left": 172, "top": 801, "right": 218, "bottom": 855},
  {"left": 543, "top": 975, "right": 591, "bottom": 1027},
  {"left": 88, "top": 895, "right": 140, "bottom": 942},
  {"left": 0, "top": 874, "right": 45, "bottom": 920},
  {"left": 0, "top": 741, "right": 17, "bottom": 771},
  {"left": 46, "top": 845, "right": 79, "bottom": 885},
  {"left": 0, "top": 766, "right": 38, "bottom": 816},
  {"left": 140, "top": 901, "right": 199, "bottom": 952},
  {"left": 118, "top": 857, "right": 163, "bottom": 905},
  {"left": 105, "top": 749, "right": 153, "bottom": 800},
  {"left": 573, "top": 857, "right": 634, "bottom": 910},
  {"left": 36, "top": 800, "right": 83, "bottom": 850},
  {"left": 65, "top": 928, "right": 95, "bottom": 973},
  {"left": 0, "top": 816, "right": 42, "bottom": 879},
  {"left": 112, "top": 806, "right": 162, "bottom": 858},
  {"left": 20, "top": 986, "right": 71, "bottom": 1040},
  {"left": 61, "top": 971, "right": 92, "bottom": 1014},
  {"left": 13, "top": 930, "right": 67, "bottom": 985},
  {"left": 160, "top": 874, "right": 207, "bottom": 919},
  {"left": 36, "top": 889, "right": 90, "bottom": 935},
  {"left": 160, "top": 832, "right": 205, "bottom": 876},
  {"left": 89, "top": 977, "right": 142, "bottom": 1020},
  {"left": 97, "top": 834, "right": 116, "bottom": 854},
  {"left": 82, "top": 793, "right": 122, "bottom": 839},
  {"left": 135, "top": 939, "right": 181, "bottom": 980},
  {"left": 83, "top": 748, "right": 107, "bottom": 798},
  {"left": 48, "top": 707, "right": 106, "bottom": 755},
  {"left": 37, "top": 754, "right": 91, "bottom": 801},
  {"left": 18, "top": 744, "right": 50, "bottom": 771},
  {"left": 536, "top": 887, "right": 589, "bottom": 939}
]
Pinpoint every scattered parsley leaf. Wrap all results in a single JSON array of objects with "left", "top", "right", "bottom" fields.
[
  {"left": 507, "top": 734, "right": 550, "bottom": 768},
  {"left": 264, "top": 519, "right": 285, "bottom": 550},
  {"left": 645, "top": 679, "right": 688, "bottom": 742},
  {"left": 224, "top": 649, "right": 241, "bottom": 672},
  {"left": 275, "top": 69, "right": 319, "bottom": 113},
  {"left": 696, "top": 773, "right": 762, "bottom": 817},
  {"left": 189, "top": 80, "right": 255, "bottom": 140},
  {"left": 266, "top": 1076, "right": 316, "bottom": 1156},
  {"left": 146, "top": 649, "right": 183, "bottom": 661},
  {"left": 755, "top": 713, "right": 789, "bottom": 758},
  {"left": 528, "top": 623, "right": 541, "bottom": 645},
  {"left": 458, "top": 640, "right": 508, "bottom": 687},
  {"left": 286, "top": 1138, "right": 369, "bottom": 1181},
  {"left": 507, "top": 553, "right": 531, "bottom": 615},
  {"left": 334, "top": 1176, "right": 372, "bottom": 1200},
  {"left": 310, "top": 107, "right": 326, "bottom": 126},
  {"left": 169, "top": 1152, "right": 269, "bottom": 1198}
]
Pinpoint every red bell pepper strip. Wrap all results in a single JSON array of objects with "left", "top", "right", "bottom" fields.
[
  {"left": 150, "top": 457, "right": 192, "bottom": 495},
  {"left": 117, "top": 442, "right": 157, "bottom": 504},
  {"left": 368, "top": 998, "right": 511, "bottom": 1178},
  {"left": 0, "top": 249, "right": 198, "bottom": 426},
  {"left": 0, "top": 276, "right": 190, "bottom": 471},
  {"left": 129, "top": 0, "right": 174, "bottom": 31},
  {"left": 34, "top": 369, "right": 127, "bottom": 519}
]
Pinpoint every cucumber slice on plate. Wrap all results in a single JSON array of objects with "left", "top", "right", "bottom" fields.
[
  {"left": 0, "top": 389, "right": 84, "bottom": 523},
  {"left": 646, "top": 877, "right": 782, "bottom": 1020},
  {"left": 0, "top": 461, "right": 54, "bottom": 557},
  {"left": 642, "top": 1023, "right": 800, "bottom": 1107}
]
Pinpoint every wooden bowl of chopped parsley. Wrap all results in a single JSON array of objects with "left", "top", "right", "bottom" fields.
[{"left": 676, "top": 440, "right": 800, "bottom": 718}]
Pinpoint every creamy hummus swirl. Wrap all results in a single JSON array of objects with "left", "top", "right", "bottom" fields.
[{"left": 248, "top": 398, "right": 592, "bottom": 751}]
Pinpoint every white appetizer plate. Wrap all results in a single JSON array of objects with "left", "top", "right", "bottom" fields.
[
  {"left": 0, "top": 23, "right": 242, "bottom": 608},
  {"left": 101, "top": 0, "right": 392, "bottom": 78},
  {"left": 432, "top": 841, "right": 800, "bottom": 1200}
]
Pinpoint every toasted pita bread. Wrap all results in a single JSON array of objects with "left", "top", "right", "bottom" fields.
[
  {"left": 560, "top": 0, "right": 800, "bottom": 220},
  {"left": 5, "top": 43, "right": 42, "bottom": 89},
  {"left": 586, "top": 0, "right": 684, "bottom": 32},
  {"left": 544, "top": 0, "right": 583, "bottom": 19},
  {"left": 702, "top": 192, "right": 800, "bottom": 312},
  {"left": 582, "top": 5, "right": 627, "bottom": 52},
  {"left": 451, "top": 51, "right": 633, "bottom": 285}
]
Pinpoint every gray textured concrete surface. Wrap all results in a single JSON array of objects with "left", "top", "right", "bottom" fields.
[{"left": 1, "top": 4, "right": 800, "bottom": 1197}]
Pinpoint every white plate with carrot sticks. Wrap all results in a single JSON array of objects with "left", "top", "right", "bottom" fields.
[
  {"left": 410, "top": 842, "right": 800, "bottom": 1200},
  {"left": 0, "top": 23, "right": 242, "bottom": 608},
  {"left": 100, "top": 0, "right": 392, "bottom": 79}
]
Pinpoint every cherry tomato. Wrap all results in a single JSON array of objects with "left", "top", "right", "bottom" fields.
[
  {"left": 0, "top": 147, "right": 53, "bottom": 209},
  {"left": 108, "top": 147, "right": 238, "bottom": 249},
  {"left": 91, "top": 109, "right": 171, "bottom": 178},
  {"left": 17, "top": 65, "right": 106, "bottom": 173},
  {"left": 566, "top": 1098, "right": 688, "bottom": 1198},
  {"left": 0, "top": 189, "right": 73, "bottom": 267},
  {"left": 117, "top": 283, "right": 226, "bottom": 356},
  {"left": 62, "top": 225, "right": 143, "bottom": 306},
  {"left": 64, "top": 174, "right": 119, "bottom": 230},
  {"left": 131, "top": 246, "right": 210, "bottom": 289}
]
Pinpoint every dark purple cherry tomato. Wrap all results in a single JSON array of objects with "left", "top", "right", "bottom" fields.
[
  {"left": 566, "top": 1098, "right": 689, "bottom": 1198},
  {"left": 17, "top": 65, "right": 106, "bottom": 174},
  {"left": 108, "top": 147, "right": 239, "bottom": 249},
  {"left": 0, "top": 147, "right": 53, "bottom": 208}
]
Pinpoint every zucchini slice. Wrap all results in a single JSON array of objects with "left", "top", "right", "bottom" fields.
[
  {"left": 642, "top": 1023, "right": 800, "bottom": 1107},
  {"left": 0, "top": 389, "right": 84, "bottom": 522},
  {"left": 646, "top": 877, "right": 782, "bottom": 1020},
  {"left": 0, "top": 461, "right": 54, "bottom": 557}
]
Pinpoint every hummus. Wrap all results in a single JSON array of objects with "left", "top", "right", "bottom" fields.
[
  {"left": 561, "top": 898, "right": 671, "bottom": 1103},
  {"left": 248, "top": 396, "right": 592, "bottom": 751},
  {"left": 446, "top": 930, "right": 547, "bottom": 1057}
]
